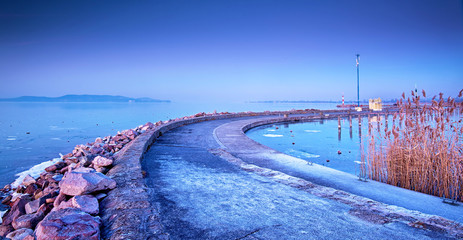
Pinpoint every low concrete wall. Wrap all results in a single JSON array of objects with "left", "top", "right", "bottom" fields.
[{"left": 100, "top": 108, "right": 392, "bottom": 239}]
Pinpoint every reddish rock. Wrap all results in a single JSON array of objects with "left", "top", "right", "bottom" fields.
[
  {"left": 59, "top": 164, "right": 74, "bottom": 174},
  {"left": 45, "top": 162, "right": 66, "bottom": 172},
  {"left": 33, "top": 189, "right": 43, "bottom": 200},
  {"left": 46, "top": 197, "right": 56, "bottom": 204},
  {"left": 15, "top": 186, "right": 25, "bottom": 194},
  {"left": 56, "top": 200, "right": 73, "bottom": 210},
  {"left": 36, "top": 203, "right": 53, "bottom": 217},
  {"left": 2, "top": 184, "right": 12, "bottom": 193},
  {"left": 34, "top": 208, "right": 100, "bottom": 240},
  {"left": 71, "top": 195, "right": 99, "bottom": 215},
  {"left": 92, "top": 156, "right": 113, "bottom": 167},
  {"left": 22, "top": 175, "right": 36, "bottom": 187},
  {"left": 53, "top": 193, "right": 67, "bottom": 209},
  {"left": 24, "top": 184, "right": 37, "bottom": 195},
  {"left": 59, "top": 168, "right": 116, "bottom": 196},
  {"left": 2, "top": 196, "right": 31, "bottom": 226},
  {"left": 12, "top": 212, "right": 44, "bottom": 229},
  {"left": 90, "top": 147, "right": 103, "bottom": 155},
  {"left": 2, "top": 195, "right": 12, "bottom": 205},
  {"left": 0, "top": 225, "right": 15, "bottom": 237}
]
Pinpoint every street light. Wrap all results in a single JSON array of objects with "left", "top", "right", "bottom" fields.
[{"left": 356, "top": 54, "right": 360, "bottom": 107}]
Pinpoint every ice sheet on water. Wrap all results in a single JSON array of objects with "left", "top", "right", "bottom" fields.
[
  {"left": 263, "top": 134, "right": 283, "bottom": 137},
  {"left": 7, "top": 136, "right": 17, "bottom": 141},
  {"left": 304, "top": 130, "right": 321, "bottom": 133},
  {"left": 11, "top": 156, "right": 62, "bottom": 188}
]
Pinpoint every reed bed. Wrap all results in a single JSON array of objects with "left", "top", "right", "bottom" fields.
[{"left": 361, "top": 90, "right": 463, "bottom": 202}]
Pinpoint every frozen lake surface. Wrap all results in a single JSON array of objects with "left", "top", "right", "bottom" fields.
[{"left": 246, "top": 116, "right": 371, "bottom": 176}]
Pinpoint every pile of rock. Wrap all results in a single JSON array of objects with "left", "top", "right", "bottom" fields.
[{"left": 0, "top": 122, "right": 156, "bottom": 239}]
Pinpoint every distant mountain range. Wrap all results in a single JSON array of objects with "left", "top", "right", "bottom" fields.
[{"left": 0, "top": 95, "right": 170, "bottom": 103}]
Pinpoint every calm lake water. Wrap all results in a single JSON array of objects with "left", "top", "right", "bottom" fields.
[
  {"left": 246, "top": 116, "right": 373, "bottom": 176},
  {"left": 0, "top": 101, "right": 338, "bottom": 187}
]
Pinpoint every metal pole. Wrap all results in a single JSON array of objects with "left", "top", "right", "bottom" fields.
[{"left": 356, "top": 54, "right": 360, "bottom": 107}]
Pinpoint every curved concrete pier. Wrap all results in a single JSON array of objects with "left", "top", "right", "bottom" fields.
[
  {"left": 214, "top": 117, "right": 463, "bottom": 223},
  {"left": 136, "top": 111, "right": 462, "bottom": 239}
]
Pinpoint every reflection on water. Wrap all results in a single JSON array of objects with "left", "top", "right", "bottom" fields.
[{"left": 246, "top": 117, "right": 376, "bottom": 176}]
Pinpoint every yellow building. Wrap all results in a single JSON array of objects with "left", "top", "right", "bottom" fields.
[{"left": 369, "top": 98, "right": 382, "bottom": 111}]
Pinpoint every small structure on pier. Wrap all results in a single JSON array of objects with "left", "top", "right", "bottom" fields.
[{"left": 369, "top": 98, "right": 382, "bottom": 111}]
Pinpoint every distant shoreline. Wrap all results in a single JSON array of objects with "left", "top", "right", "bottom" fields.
[{"left": 0, "top": 94, "right": 170, "bottom": 103}]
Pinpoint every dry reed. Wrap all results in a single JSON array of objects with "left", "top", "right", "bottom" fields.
[{"left": 361, "top": 90, "right": 463, "bottom": 202}]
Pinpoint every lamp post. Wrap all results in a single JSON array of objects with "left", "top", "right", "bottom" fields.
[{"left": 356, "top": 54, "right": 360, "bottom": 107}]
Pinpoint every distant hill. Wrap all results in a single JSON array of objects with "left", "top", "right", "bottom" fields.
[{"left": 0, "top": 95, "right": 170, "bottom": 103}]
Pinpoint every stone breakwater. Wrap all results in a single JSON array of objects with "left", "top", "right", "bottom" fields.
[
  {"left": 0, "top": 120, "right": 159, "bottom": 240},
  {"left": 0, "top": 109, "right": 323, "bottom": 240}
]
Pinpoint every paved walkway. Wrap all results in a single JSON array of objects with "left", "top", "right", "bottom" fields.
[
  {"left": 215, "top": 117, "right": 463, "bottom": 224},
  {"left": 142, "top": 116, "right": 459, "bottom": 239}
]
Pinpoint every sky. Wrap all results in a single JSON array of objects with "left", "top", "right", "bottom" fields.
[{"left": 1, "top": 0, "right": 462, "bottom": 102}]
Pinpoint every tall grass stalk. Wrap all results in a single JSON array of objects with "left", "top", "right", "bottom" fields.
[{"left": 362, "top": 90, "right": 463, "bottom": 201}]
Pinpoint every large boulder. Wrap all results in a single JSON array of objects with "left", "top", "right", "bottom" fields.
[
  {"left": 21, "top": 175, "right": 36, "bottom": 187},
  {"left": 34, "top": 208, "right": 100, "bottom": 240},
  {"left": 12, "top": 212, "right": 44, "bottom": 230},
  {"left": 92, "top": 156, "right": 113, "bottom": 168},
  {"left": 25, "top": 199, "right": 40, "bottom": 214},
  {"left": 71, "top": 195, "right": 99, "bottom": 215},
  {"left": 59, "top": 168, "right": 116, "bottom": 196},
  {"left": 5, "top": 228, "right": 34, "bottom": 240}
]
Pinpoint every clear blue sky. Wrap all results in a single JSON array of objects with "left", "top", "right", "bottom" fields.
[{"left": 1, "top": 0, "right": 462, "bottom": 102}]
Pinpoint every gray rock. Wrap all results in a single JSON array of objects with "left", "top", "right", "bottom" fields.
[
  {"left": 34, "top": 208, "right": 100, "bottom": 240},
  {"left": 25, "top": 199, "right": 41, "bottom": 214},
  {"left": 92, "top": 156, "right": 113, "bottom": 167},
  {"left": 94, "top": 193, "right": 107, "bottom": 200},
  {"left": 5, "top": 228, "right": 34, "bottom": 240},
  {"left": 71, "top": 195, "right": 99, "bottom": 215},
  {"left": 52, "top": 174, "right": 63, "bottom": 182},
  {"left": 59, "top": 168, "right": 116, "bottom": 196}
]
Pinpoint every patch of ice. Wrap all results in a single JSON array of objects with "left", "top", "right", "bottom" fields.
[
  {"left": 354, "top": 161, "right": 362, "bottom": 164},
  {"left": 263, "top": 134, "right": 283, "bottom": 138},
  {"left": 7, "top": 138, "right": 16, "bottom": 141},
  {"left": 0, "top": 210, "right": 7, "bottom": 224},
  {"left": 304, "top": 130, "right": 321, "bottom": 133},
  {"left": 11, "top": 157, "right": 62, "bottom": 188},
  {"left": 286, "top": 149, "right": 320, "bottom": 158},
  {"left": 51, "top": 138, "right": 61, "bottom": 141},
  {"left": 267, "top": 129, "right": 276, "bottom": 132}
]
